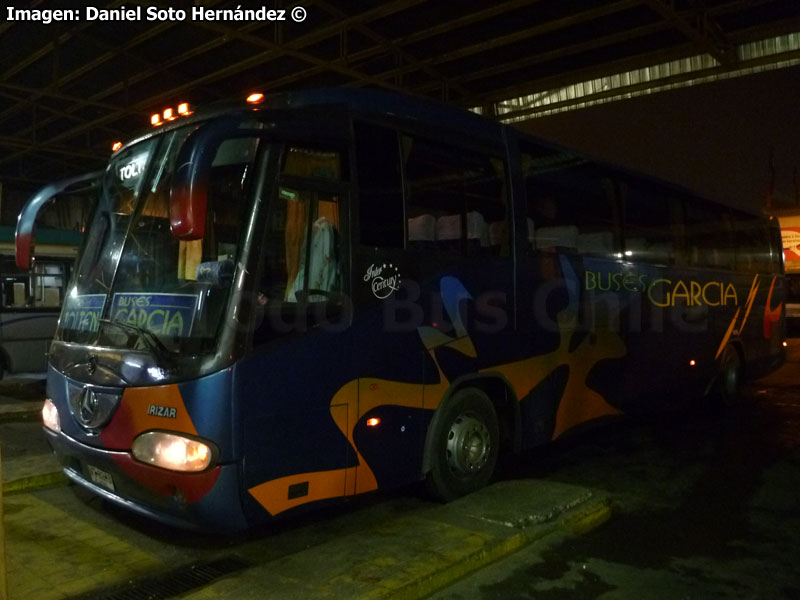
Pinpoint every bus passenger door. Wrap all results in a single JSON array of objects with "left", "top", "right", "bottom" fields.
[{"left": 243, "top": 143, "right": 361, "bottom": 517}]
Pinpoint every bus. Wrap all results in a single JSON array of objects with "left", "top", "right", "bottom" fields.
[
  {"left": 0, "top": 225, "right": 82, "bottom": 378},
  {"left": 773, "top": 211, "right": 800, "bottom": 334},
  {"left": 18, "top": 89, "right": 785, "bottom": 531}
]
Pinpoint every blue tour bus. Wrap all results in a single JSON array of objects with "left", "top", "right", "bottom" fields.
[{"left": 17, "top": 89, "right": 786, "bottom": 530}]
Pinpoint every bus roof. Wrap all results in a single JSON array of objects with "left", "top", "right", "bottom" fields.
[
  {"left": 123, "top": 88, "right": 765, "bottom": 220},
  {"left": 125, "top": 88, "right": 503, "bottom": 150}
]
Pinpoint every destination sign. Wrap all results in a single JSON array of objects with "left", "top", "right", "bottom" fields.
[
  {"left": 110, "top": 293, "right": 198, "bottom": 337},
  {"left": 61, "top": 294, "right": 105, "bottom": 332}
]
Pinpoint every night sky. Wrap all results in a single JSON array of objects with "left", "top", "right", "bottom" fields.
[{"left": 517, "top": 65, "right": 800, "bottom": 214}]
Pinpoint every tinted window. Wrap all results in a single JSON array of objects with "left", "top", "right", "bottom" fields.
[
  {"left": 404, "top": 135, "right": 507, "bottom": 257},
  {"left": 735, "top": 213, "right": 772, "bottom": 273},
  {"left": 685, "top": 200, "right": 733, "bottom": 269},
  {"left": 622, "top": 181, "right": 680, "bottom": 265},
  {"left": 354, "top": 122, "right": 404, "bottom": 248},
  {"left": 521, "top": 144, "right": 619, "bottom": 257}
]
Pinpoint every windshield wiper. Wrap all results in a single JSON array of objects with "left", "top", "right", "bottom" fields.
[{"left": 98, "top": 318, "right": 176, "bottom": 363}]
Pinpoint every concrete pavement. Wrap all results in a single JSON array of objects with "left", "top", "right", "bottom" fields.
[
  {"left": 3, "top": 480, "right": 610, "bottom": 600},
  {"left": 0, "top": 373, "right": 66, "bottom": 494},
  {"left": 0, "top": 375, "right": 67, "bottom": 495},
  {"left": 180, "top": 482, "right": 610, "bottom": 600}
]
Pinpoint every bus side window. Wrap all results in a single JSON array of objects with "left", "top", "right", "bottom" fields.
[
  {"left": 767, "top": 221, "right": 783, "bottom": 274},
  {"left": 260, "top": 147, "right": 344, "bottom": 308},
  {"left": 621, "top": 181, "right": 678, "bottom": 266},
  {"left": 354, "top": 122, "right": 404, "bottom": 249},
  {"left": 685, "top": 200, "right": 733, "bottom": 270},
  {"left": 735, "top": 213, "right": 772, "bottom": 273},
  {"left": 521, "top": 145, "right": 619, "bottom": 258},
  {"left": 284, "top": 191, "right": 342, "bottom": 303},
  {"left": 402, "top": 135, "right": 507, "bottom": 257},
  {"left": 1, "top": 273, "right": 29, "bottom": 308},
  {"left": 0, "top": 259, "right": 65, "bottom": 309},
  {"left": 33, "top": 262, "right": 65, "bottom": 307}
]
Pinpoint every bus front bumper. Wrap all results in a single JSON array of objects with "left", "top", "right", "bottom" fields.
[{"left": 44, "top": 427, "right": 248, "bottom": 532}]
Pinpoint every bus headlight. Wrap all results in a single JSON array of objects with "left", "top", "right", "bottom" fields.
[
  {"left": 132, "top": 431, "right": 213, "bottom": 472},
  {"left": 42, "top": 399, "right": 60, "bottom": 432}
]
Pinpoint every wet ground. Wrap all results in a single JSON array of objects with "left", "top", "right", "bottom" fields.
[{"left": 430, "top": 349, "right": 800, "bottom": 599}]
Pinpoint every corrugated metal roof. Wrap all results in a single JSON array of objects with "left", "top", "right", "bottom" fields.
[
  {"left": 0, "top": 0, "right": 797, "bottom": 190},
  {"left": 490, "top": 32, "right": 800, "bottom": 121}
]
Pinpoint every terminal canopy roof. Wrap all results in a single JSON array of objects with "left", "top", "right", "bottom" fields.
[{"left": 0, "top": 0, "right": 798, "bottom": 189}]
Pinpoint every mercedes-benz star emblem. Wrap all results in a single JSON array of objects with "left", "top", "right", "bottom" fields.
[
  {"left": 77, "top": 387, "right": 99, "bottom": 426},
  {"left": 68, "top": 385, "right": 121, "bottom": 431}
]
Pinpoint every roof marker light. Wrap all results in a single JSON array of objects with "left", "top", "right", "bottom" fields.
[
  {"left": 151, "top": 113, "right": 162, "bottom": 126},
  {"left": 246, "top": 92, "right": 265, "bottom": 104},
  {"left": 111, "top": 141, "right": 123, "bottom": 152},
  {"left": 163, "top": 107, "right": 175, "bottom": 121},
  {"left": 177, "top": 102, "right": 190, "bottom": 115}
]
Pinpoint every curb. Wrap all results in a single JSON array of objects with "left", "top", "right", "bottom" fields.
[
  {"left": 379, "top": 498, "right": 612, "bottom": 600},
  {"left": 562, "top": 498, "right": 613, "bottom": 534},
  {"left": 178, "top": 486, "right": 614, "bottom": 600},
  {"left": 0, "top": 408, "right": 41, "bottom": 424},
  {"left": 383, "top": 531, "right": 532, "bottom": 600},
  {"left": 3, "top": 470, "right": 68, "bottom": 495}
]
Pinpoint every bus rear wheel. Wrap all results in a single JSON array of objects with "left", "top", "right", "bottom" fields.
[
  {"left": 425, "top": 387, "right": 499, "bottom": 502},
  {"left": 714, "top": 345, "right": 743, "bottom": 408}
]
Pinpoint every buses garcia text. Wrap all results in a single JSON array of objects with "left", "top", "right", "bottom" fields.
[{"left": 585, "top": 271, "right": 738, "bottom": 307}]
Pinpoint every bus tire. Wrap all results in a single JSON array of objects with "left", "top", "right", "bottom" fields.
[
  {"left": 425, "top": 387, "right": 499, "bottom": 502},
  {"left": 715, "top": 345, "right": 743, "bottom": 408}
]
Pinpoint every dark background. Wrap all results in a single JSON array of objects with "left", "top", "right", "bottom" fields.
[{"left": 519, "top": 65, "right": 800, "bottom": 214}]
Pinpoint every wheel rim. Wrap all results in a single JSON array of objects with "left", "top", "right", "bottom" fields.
[{"left": 445, "top": 412, "right": 491, "bottom": 477}]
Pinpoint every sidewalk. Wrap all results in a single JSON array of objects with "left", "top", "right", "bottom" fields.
[
  {"left": 0, "top": 374, "right": 66, "bottom": 494},
  {"left": 3, "top": 479, "right": 611, "bottom": 600},
  {"left": 184, "top": 482, "right": 610, "bottom": 600}
]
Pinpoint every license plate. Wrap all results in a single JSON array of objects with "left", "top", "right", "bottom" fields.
[{"left": 86, "top": 465, "right": 115, "bottom": 492}]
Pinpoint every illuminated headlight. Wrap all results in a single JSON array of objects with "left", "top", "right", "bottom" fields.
[
  {"left": 42, "top": 399, "right": 60, "bottom": 432},
  {"left": 132, "top": 431, "right": 213, "bottom": 472}
]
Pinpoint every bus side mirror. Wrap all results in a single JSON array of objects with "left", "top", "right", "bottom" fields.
[
  {"left": 170, "top": 135, "right": 210, "bottom": 240},
  {"left": 169, "top": 116, "right": 241, "bottom": 241},
  {"left": 15, "top": 171, "right": 101, "bottom": 270}
]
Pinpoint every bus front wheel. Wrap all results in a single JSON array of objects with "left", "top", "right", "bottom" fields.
[{"left": 425, "top": 387, "right": 499, "bottom": 502}]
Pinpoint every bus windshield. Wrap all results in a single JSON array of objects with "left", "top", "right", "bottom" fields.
[{"left": 57, "top": 125, "right": 256, "bottom": 354}]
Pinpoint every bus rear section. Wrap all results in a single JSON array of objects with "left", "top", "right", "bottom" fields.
[
  {"left": 785, "top": 274, "right": 800, "bottom": 335},
  {"left": 776, "top": 213, "right": 800, "bottom": 335}
]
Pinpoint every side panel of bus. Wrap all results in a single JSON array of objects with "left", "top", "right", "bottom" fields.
[
  {"left": 237, "top": 110, "right": 785, "bottom": 523},
  {"left": 0, "top": 257, "right": 68, "bottom": 375},
  {"left": 511, "top": 132, "right": 784, "bottom": 427},
  {"left": 349, "top": 119, "right": 517, "bottom": 488},
  {"left": 778, "top": 215, "right": 800, "bottom": 334}
]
